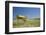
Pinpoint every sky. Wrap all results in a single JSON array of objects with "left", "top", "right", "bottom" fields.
[{"left": 13, "top": 7, "right": 40, "bottom": 19}]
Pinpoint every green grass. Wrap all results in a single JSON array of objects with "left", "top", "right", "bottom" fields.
[{"left": 13, "top": 19, "right": 40, "bottom": 28}]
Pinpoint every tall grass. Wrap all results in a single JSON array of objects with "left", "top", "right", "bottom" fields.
[{"left": 13, "top": 19, "right": 40, "bottom": 28}]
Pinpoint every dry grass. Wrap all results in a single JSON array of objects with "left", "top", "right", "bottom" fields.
[{"left": 13, "top": 19, "right": 40, "bottom": 28}]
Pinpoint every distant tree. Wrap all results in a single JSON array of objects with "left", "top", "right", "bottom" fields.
[{"left": 33, "top": 18, "right": 40, "bottom": 20}]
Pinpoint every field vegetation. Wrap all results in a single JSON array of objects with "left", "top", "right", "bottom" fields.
[{"left": 13, "top": 18, "right": 40, "bottom": 28}]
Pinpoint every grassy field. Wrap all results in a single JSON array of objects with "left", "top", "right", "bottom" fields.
[{"left": 13, "top": 19, "right": 40, "bottom": 28}]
